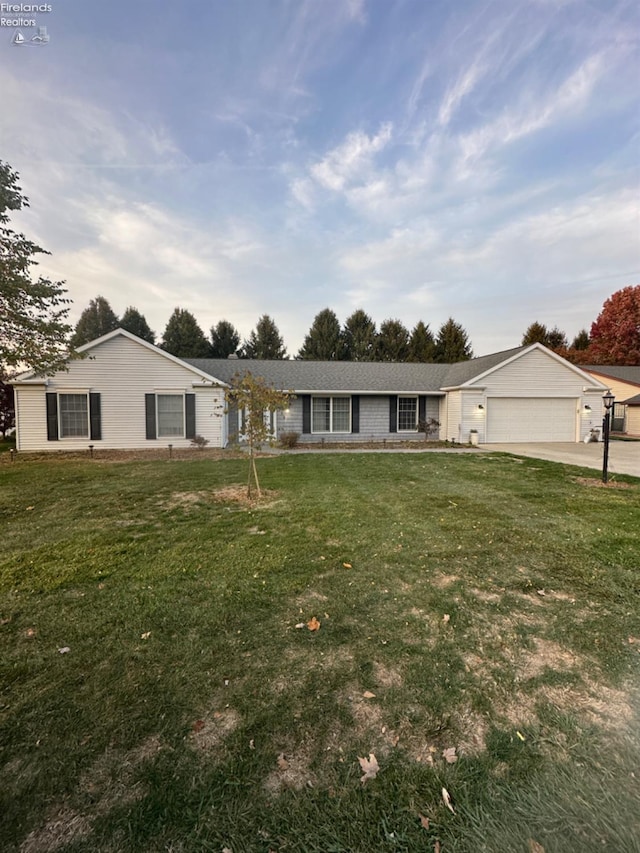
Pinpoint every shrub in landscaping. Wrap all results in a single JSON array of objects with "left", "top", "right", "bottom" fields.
[
  {"left": 279, "top": 430, "right": 300, "bottom": 449},
  {"left": 190, "top": 434, "right": 209, "bottom": 449}
]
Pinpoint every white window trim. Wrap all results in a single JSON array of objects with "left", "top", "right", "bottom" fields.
[
  {"left": 156, "top": 393, "right": 186, "bottom": 439},
  {"left": 397, "top": 395, "right": 418, "bottom": 432},
  {"left": 311, "top": 395, "right": 352, "bottom": 434},
  {"left": 58, "top": 392, "right": 90, "bottom": 439}
]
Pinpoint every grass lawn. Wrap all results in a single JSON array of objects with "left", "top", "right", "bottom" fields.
[{"left": 1, "top": 451, "right": 639, "bottom": 853}]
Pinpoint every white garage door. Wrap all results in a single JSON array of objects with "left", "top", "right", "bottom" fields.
[{"left": 487, "top": 398, "right": 577, "bottom": 443}]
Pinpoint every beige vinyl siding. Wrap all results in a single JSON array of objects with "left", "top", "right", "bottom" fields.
[
  {"left": 16, "top": 335, "right": 226, "bottom": 451},
  {"left": 626, "top": 407, "right": 640, "bottom": 436}
]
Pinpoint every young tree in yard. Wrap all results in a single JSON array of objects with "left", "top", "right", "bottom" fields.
[
  {"left": 341, "top": 309, "right": 377, "bottom": 361},
  {"left": 407, "top": 321, "right": 436, "bottom": 362},
  {"left": 589, "top": 285, "right": 640, "bottom": 365},
  {"left": 161, "top": 308, "right": 211, "bottom": 358},
  {"left": 376, "top": 319, "right": 410, "bottom": 362},
  {"left": 0, "top": 160, "right": 74, "bottom": 376},
  {"left": 71, "top": 296, "right": 119, "bottom": 347},
  {"left": 0, "top": 378, "right": 15, "bottom": 438},
  {"left": 210, "top": 320, "right": 241, "bottom": 358},
  {"left": 298, "top": 308, "right": 342, "bottom": 360},
  {"left": 243, "top": 315, "right": 287, "bottom": 359},
  {"left": 571, "top": 329, "right": 590, "bottom": 351},
  {"left": 120, "top": 306, "right": 155, "bottom": 344},
  {"left": 225, "top": 372, "right": 293, "bottom": 498},
  {"left": 434, "top": 318, "right": 473, "bottom": 363}
]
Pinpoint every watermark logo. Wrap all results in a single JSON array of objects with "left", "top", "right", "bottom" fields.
[{"left": 13, "top": 24, "right": 48, "bottom": 44}]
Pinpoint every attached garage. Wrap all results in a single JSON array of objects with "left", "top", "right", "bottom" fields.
[{"left": 486, "top": 398, "right": 578, "bottom": 443}]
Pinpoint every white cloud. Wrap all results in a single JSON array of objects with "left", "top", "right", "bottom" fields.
[{"left": 309, "top": 123, "right": 393, "bottom": 193}]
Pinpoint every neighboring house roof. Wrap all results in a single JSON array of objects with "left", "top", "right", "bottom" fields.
[
  {"left": 623, "top": 393, "right": 640, "bottom": 406},
  {"left": 579, "top": 365, "right": 640, "bottom": 387}
]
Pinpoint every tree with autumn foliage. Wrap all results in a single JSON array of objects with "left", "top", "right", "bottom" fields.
[
  {"left": 225, "top": 372, "right": 293, "bottom": 498},
  {"left": 588, "top": 285, "right": 640, "bottom": 365}
]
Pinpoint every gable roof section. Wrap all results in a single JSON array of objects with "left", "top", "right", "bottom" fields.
[
  {"left": 13, "top": 328, "right": 223, "bottom": 386},
  {"left": 442, "top": 344, "right": 608, "bottom": 389},
  {"left": 579, "top": 365, "right": 640, "bottom": 387}
]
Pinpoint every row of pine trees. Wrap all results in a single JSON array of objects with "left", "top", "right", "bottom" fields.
[{"left": 70, "top": 297, "right": 474, "bottom": 363}]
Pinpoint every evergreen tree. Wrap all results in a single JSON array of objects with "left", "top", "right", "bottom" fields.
[
  {"left": 571, "top": 329, "right": 590, "bottom": 350},
  {"left": 211, "top": 320, "right": 241, "bottom": 358},
  {"left": 521, "top": 322, "right": 549, "bottom": 346},
  {"left": 298, "top": 308, "right": 342, "bottom": 360},
  {"left": 1, "top": 160, "right": 74, "bottom": 375},
  {"left": 243, "top": 315, "right": 287, "bottom": 359},
  {"left": 376, "top": 318, "right": 410, "bottom": 362},
  {"left": 407, "top": 321, "right": 436, "bottom": 362},
  {"left": 546, "top": 326, "right": 568, "bottom": 350},
  {"left": 70, "top": 296, "right": 119, "bottom": 347},
  {"left": 161, "top": 308, "right": 211, "bottom": 358},
  {"left": 434, "top": 318, "right": 473, "bottom": 363},
  {"left": 341, "top": 309, "right": 377, "bottom": 361},
  {"left": 120, "top": 306, "right": 155, "bottom": 344}
]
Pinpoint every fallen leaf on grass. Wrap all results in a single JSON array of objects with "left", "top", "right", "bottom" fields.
[
  {"left": 277, "top": 752, "right": 289, "bottom": 770},
  {"left": 295, "top": 622, "right": 306, "bottom": 629},
  {"left": 358, "top": 753, "right": 379, "bottom": 783},
  {"left": 537, "top": 589, "right": 546, "bottom": 596},
  {"left": 141, "top": 632, "right": 151, "bottom": 640},
  {"left": 307, "top": 616, "right": 321, "bottom": 631},
  {"left": 192, "top": 720, "right": 205, "bottom": 733},
  {"left": 57, "top": 647, "right": 71, "bottom": 654},
  {"left": 516, "top": 730, "right": 526, "bottom": 742},
  {"left": 442, "top": 787, "right": 455, "bottom": 814},
  {"left": 528, "top": 841, "right": 545, "bottom": 853},
  {"left": 418, "top": 813, "right": 430, "bottom": 829},
  {"left": 442, "top": 614, "right": 450, "bottom": 624},
  {"left": 343, "top": 562, "right": 352, "bottom": 568},
  {"left": 222, "top": 847, "right": 233, "bottom": 853},
  {"left": 434, "top": 841, "right": 441, "bottom": 853},
  {"left": 362, "top": 690, "right": 376, "bottom": 699},
  {"left": 442, "top": 747, "right": 457, "bottom": 763}
]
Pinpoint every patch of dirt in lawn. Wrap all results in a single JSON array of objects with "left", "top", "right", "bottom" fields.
[
  {"left": 470, "top": 587, "right": 503, "bottom": 603},
  {"left": 372, "top": 661, "right": 403, "bottom": 689},
  {"left": 189, "top": 708, "right": 241, "bottom": 752},
  {"left": 575, "top": 477, "right": 635, "bottom": 490},
  {"left": 429, "top": 573, "right": 460, "bottom": 589},
  {"left": 519, "top": 638, "right": 580, "bottom": 679},
  {"left": 264, "top": 742, "right": 317, "bottom": 794},
  {"left": 20, "top": 736, "right": 165, "bottom": 852},
  {"left": 163, "top": 486, "right": 280, "bottom": 510}
]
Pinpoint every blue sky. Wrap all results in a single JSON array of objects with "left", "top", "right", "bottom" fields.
[{"left": 2, "top": 0, "right": 639, "bottom": 355}]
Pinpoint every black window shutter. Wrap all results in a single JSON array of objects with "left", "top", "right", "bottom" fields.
[
  {"left": 302, "top": 395, "right": 311, "bottom": 433},
  {"left": 145, "top": 394, "right": 156, "bottom": 439},
  {"left": 389, "top": 395, "right": 398, "bottom": 433},
  {"left": 46, "top": 393, "right": 58, "bottom": 441},
  {"left": 418, "top": 395, "right": 427, "bottom": 424},
  {"left": 351, "top": 395, "right": 360, "bottom": 433},
  {"left": 89, "top": 393, "right": 101, "bottom": 440},
  {"left": 185, "top": 394, "right": 196, "bottom": 439}
]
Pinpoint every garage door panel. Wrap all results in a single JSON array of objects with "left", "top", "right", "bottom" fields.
[{"left": 487, "top": 398, "right": 577, "bottom": 442}]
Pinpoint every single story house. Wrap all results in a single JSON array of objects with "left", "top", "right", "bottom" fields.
[
  {"left": 580, "top": 365, "right": 640, "bottom": 436},
  {"left": 12, "top": 329, "right": 610, "bottom": 451}
]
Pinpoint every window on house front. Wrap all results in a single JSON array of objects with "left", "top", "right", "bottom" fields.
[
  {"left": 312, "top": 396, "right": 351, "bottom": 433},
  {"left": 157, "top": 394, "right": 184, "bottom": 437},
  {"left": 398, "top": 396, "right": 418, "bottom": 431},
  {"left": 59, "top": 394, "right": 89, "bottom": 438}
]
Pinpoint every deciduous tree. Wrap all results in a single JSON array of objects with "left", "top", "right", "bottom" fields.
[
  {"left": 225, "top": 372, "right": 292, "bottom": 497},
  {"left": 0, "top": 378, "right": 15, "bottom": 438},
  {"left": 589, "top": 285, "right": 640, "bottom": 365},
  {"left": 210, "top": 320, "right": 241, "bottom": 358},
  {"left": 0, "top": 160, "right": 74, "bottom": 375},
  {"left": 243, "top": 315, "right": 287, "bottom": 359},
  {"left": 120, "top": 306, "right": 155, "bottom": 344},
  {"left": 341, "top": 309, "right": 377, "bottom": 361},
  {"left": 161, "top": 308, "right": 211, "bottom": 358},
  {"left": 71, "top": 296, "right": 119, "bottom": 347},
  {"left": 298, "top": 308, "right": 342, "bottom": 360},
  {"left": 434, "top": 318, "right": 473, "bottom": 363}
]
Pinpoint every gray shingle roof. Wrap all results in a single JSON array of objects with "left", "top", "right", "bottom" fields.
[
  {"left": 579, "top": 365, "right": 640, "bottom": 386},
  {"left": 185, "top": 346, "right": 529, "bottom": 393}
]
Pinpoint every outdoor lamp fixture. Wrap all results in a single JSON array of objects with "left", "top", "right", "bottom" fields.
[
  {"left": 584, "top": 405, "right": 591, "bottom": 411},
  {"left": 602, "top": 391, "right": 615, "bottom": 484},
  {"left": 478, "top": 404, "right": 484, "bottom": 410}
]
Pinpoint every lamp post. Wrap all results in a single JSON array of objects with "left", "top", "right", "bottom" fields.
[{"left": 602, "top": 390, "right": 615, "bottom": 484}]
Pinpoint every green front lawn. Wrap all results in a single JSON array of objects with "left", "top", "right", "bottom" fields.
[{"left": 1, "top": 452, "right": 639, "bottom": 852}]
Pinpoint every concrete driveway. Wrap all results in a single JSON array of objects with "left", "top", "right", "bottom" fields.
[{"left": 481, "top": 441, "right": 640, "bottom": 478}]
